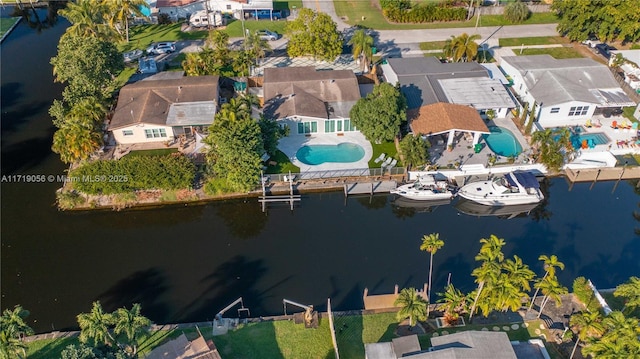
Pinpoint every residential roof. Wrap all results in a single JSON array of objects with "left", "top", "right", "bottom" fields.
[
  {"left": 408, "top": 103, "right": 490, "bottom": 135},
  {"left": 145, "top": 334, "right": 222, "bottom": 359},
  {"left": 384, "top": 57, "right": 490, "bottom": 109},
  {"left": 501, "top": 55, "right": 635, "bottom": 107},
  {"left": 392, "top": 336, "right": 421, "bottom": 358},
  {"left": 438, "top": 77, "right": 515, "bottom": 109},
  {"left": 426, "top": 331, "right": 517, "bottom": 359},
  {"left": 263, "top": 67, "right": 360, "bottom": 119},
  {"left": 109, "top": 75, "right": 219, "bottom": 130},
  {"left": 610, "top": 49, "right": 640, "bottom": 66},
  {"left": 156, "top": 0, "right": 201, "bottom": 7},
  {"left": 365, "top": 342, "right": 396, "bottom": 359}
]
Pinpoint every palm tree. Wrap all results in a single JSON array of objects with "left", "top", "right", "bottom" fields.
[
  {"left": 77, "top": 301, "right": 115, "bottom": 347},
  {"left": 59, "top": 0, "right": 117, "bottom": 41},
  {"left": 469, "top": 235, "right": 505, "bottom": 320},
  {"left": 569, "top": 311, "right": 605, "bottom": 359},
  {"left": 437, "top": 284, "right": 469, "bottom": 317},
  {"left": 613, "top": 276, "right": 640, "bottom": 314},
  {"left": 246, "top": 31, "right": 271, "bottom": 69},
  {"left": 103, "top": 0, "right": 146, "bottom": 42},
  {"left": 0, "top": 327, "right": 27, "bottom": 359},
  {"left": 600, "top": 311, "right": 640, "bottom": 343},
  {"left": 394, "top": 288, "right": 428, "bottom": 327},
  {"left": 348, "top": 29, "right": 374, "bottom": 73},
  {"left": 529, "top": 255, "right": 565, "bottom": 311},
  {"left": 113, "top": 303, "right": 151, "bottom": 357},
  {"left": 536, "top": 276, "right": 568, "bottom": 319},
  {"left": 420, "top": 233, "right": 444, "bottom": 301},
  {"left": 0, "top": 306, "right": 33, "bottom": 339},
  {"left": 443, "top": 33, "right": 481, "bottom": 62},
  {"left": 52, "top": 119, "right": 103, "bottom": 164}
]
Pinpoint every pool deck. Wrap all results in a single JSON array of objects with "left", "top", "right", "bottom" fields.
[{"left": 278, "top": 132, "right": 373, "bottom": 172}]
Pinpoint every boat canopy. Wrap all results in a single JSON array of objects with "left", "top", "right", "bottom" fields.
[{"left": 506, "top": 171, "right": 540, "bottom": 189}]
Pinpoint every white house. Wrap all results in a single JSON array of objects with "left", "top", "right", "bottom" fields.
[
  {"left": 108, "top": 75, "right": 219, "bottom": 145},
  {"left": 155, "top": 0, "right": 205, "bottom": 20},
  {"left": 262, "top": 67, "right": 361, "bottom": 136},
  {"left": 500, "top": 55, "right": 635, "bottom": 128},
  {"left": 205, "top": 0, "right": 275, "bottom": 19},
  {"left": 610, "top": 49, "right": 640, "bottom": 92},
  {"left": 380, "top": 57, "right": 516, "bottom": 119}
]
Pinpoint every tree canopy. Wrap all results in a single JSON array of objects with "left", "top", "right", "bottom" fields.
[
  {"left": 552, "top": 0, "right": 640, "bottom": 43},
  {"left": 350, "top": 83, "right": 407, "bottom": 143},
  {"left": 399, "top": 135, "right": 429, "bottom": 169},
  {"left": 286, "top": 8, "right": 342, "bottom": 61},
  {"left": 443, "top": 33, "right": 481, "bottom": 63},
  {"left": 503, "top": 1, "right": 530, "bottom": 24}
]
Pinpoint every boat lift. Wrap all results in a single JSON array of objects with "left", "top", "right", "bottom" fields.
[
  {"left": 213, "top": 297, "right": 250, "bottom": 330},
  {"left": 283, "top": 298, "right": 318, "bottom": 328}
]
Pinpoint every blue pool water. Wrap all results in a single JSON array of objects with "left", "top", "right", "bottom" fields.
[
  {"left": 482, "top": 126, "right": 523, "bottom": 157},
  {"left": 296, "top": 143, "right": 365, "bottom": 165},
  {"left": 570, "top": 132, "right": 610, "bottom": 149},
  {"left": 139, "top": 5, "right": 151, "bottom": 17}
]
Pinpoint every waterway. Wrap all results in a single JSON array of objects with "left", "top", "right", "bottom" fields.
[{"left": 1, "top": 11, "right": 639, "bottom": 334}]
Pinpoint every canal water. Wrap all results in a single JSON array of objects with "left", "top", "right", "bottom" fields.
[{"left": 1, "top": 12, "right": 639, "bottom": 334}]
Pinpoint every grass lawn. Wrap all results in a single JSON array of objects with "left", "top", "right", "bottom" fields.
[
  {"left": 623, "top": 106, "right": 639, "bottom": 123},
  {"left": 115, "top": 66, "right": 138, "bottom": 87},
  {"left": 333, "top": 2, "right": 557, "bottom": 30},
  {"left": 126, "top": 148, "right": 178, "bottom": 157},
  {"left": 120, "top": 23, "right": 208, "bottom": 52},
  {"left": 518, "top": 47, "right": 584, "bottom": 59},
  {"left": 273, "top": 0, "right": 303, "bottom": 11},
  {"left": 224, "top": 19, "right": 288, "bottom": 38},
  {"left": 369, "top": 141, "right": 398, "bottom": 168},
  {"left": 499, "top": 36, "right": 569, "bottom": 47},
  {"left": 419, "top": 41, "right": 448, "bottom": 51},
  {"left": 265, "top": 150, "right": 300, "bottom": 174},
  {"left": 0, "top": 17, "right": 19, "bottom": 37}
]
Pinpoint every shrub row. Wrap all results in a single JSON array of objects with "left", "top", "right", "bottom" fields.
[
  {"left": 381, "top": 2, "right": 467, "bottom": 23},
  {"left": 69, "top": 154, "right": 196, "bottom": 195}
]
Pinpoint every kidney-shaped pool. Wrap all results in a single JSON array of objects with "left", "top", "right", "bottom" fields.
[{"left": 296, "top": 143, "right": 365, "bottom": 165}]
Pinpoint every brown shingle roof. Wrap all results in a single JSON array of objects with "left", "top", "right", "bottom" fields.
[
  {"left": 408, "top": 102, "right": 489, "bottom": 135},
  {"left": 109, "top": 76, "right": 219, "bottom": 130}
]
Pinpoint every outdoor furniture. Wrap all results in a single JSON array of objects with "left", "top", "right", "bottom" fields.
[
  {"left": 474, "top": 143, "right": 482, "bottom": 153},
  {"left": 374, "top": 153, "right": 386, "bottom": 164},
  {"left": 387, "top": 159, "right": 398, "bottom": 172},
  {"left": 381, "top": 157, "right": 393, "bottom": 168}
]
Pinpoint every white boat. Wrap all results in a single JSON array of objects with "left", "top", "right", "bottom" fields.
[
  {"left": 390, "top": 174, "right": 454, "bottom": 201},
  {"left": 457, "top": 171, "right": 544, "bottom": 206}
]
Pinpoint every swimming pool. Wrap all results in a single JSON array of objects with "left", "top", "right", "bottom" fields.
[
  {"left": 482, "top": 126, "right": 523, "bottom": 157},
  {"left": 570, "top": 132, "right": 610, "bottom": 149},
  {"left": 296, "top": 143, "right": 365, "bottom": 165}
]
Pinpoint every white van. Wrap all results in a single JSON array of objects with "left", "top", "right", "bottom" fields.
[{"left": 189, "top": 10, "right": 224, "bottom": 28}]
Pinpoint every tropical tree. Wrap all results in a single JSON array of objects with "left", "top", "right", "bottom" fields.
[
  {"left": 531, "top": 127, "right": 574, "bottom": 172},
  {"left": 0, "top": 327, "right": 27, "bottom": 359},
  {"left": 52, "top": 117, "right": 103, "bottom": 164},
  {"left": 348, "top": 29, "right": 374, "bottom": 73},
  {"left": 103, "top": 0, "right": 146, "bottom": 42},
  {"left": 350, "top": 83, "right": 407, "bottom": 143},
  {"left": 496, "top": 255, "right": 535, "bottom": 312},
  {"left": 394, "top": 288, "right": 428, "bottom": 327},
  {"left": 503, "top": 1, "right": 530, "bottom": 24},
  {"left": 420, "top": 233, "right": 444, "bottom": 301},
  {"left": 77, "top": 301, "right": 115, "bottom": 348},
  {"left": 0, "top": 306, "right": 33, "bottom": 339},
  {"left": 246, "top": 30, "right": 271, "bottom": 69},
  {"left": 529, "top": 254, "right": 565, "bottom": 311},
  {"left": 535, "top": 276, "right": 568, "bottom": 319},
  {"left": 59, "top": 0, "right": 117, "bottom": 41},
  {"left": 286, "top": 8, "right": 342, "bottom": 61},
  {"left": 469, "top": 235, "right": 505, "bottom": 320},
  {"left": 113, "top": 303, "right": 150, "bottom": 357},
  {"left": 399, "top": 135, "right": 429, "bottom": 170},
  {"left": 437, "top": 284, "right": 470, "bottom": 321},
  {"left": 259, "top": 116, "right": 288, "bottom": 158},
  {"left": 613, "top": 276, "right": 640, "bottom": 315},
  {"left": 442, "top": 33, "right": 481, "bottom": 62},
  {"left": 569, "top": 311, "right": 605, "bottom": 359}
]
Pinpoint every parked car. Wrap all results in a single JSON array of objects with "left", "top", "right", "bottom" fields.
[
  {"left": 581, "top": 35, "right": 600, "bottom": 48},
  {"left": 595, "top": 43, "right": 616, "bottom": 59},
  {"left": 256, "top": 30, "right": 280, "bottom": 41},
  {"left": 146, "top": 42, "right": 176, "bottom": 55}
]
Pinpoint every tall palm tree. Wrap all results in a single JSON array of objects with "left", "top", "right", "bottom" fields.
[
  {"left": 569, "top": 311, "right": 605, "bottom": 359},
  {"left": 52, "top": 118, "right": 103, "bottom": 164},
  {"left": 600, "top": 311, "right": 640, "bottom": 343},
  {"left": 59, "top": 0, "right": 116, "bottom": 41},
  {"left": 420, "top": 233, "right": 444, "bottom": 301},
  {"left": 469, "top": 235, "right": 505, "bottom": 320},
  {"left": 113, "top": 303, "right": 151, "bottom": 357},
  {"left": 77, "top": 301, "right": 115, "bottom": 347},
  {"left": 394, "top": 288, "right": 427, "bottom": 327},
  {"left": 536, "top": 276, "right": 568, "bottom": 319},
  {"left": 529, "top": 255, "right": 565, "bottom": 311},
  {"left": 246, "top": 31, "right": 271, "bottom": 69},
  {"left": 503, "top": 255, "right": 535, "bottom": 293},
  {"left": 103, "top": 0, "right": 146, "bottom": 42},
  {"left": 613, "top": 276, "right": 640, "bottom": 314},
  {"left": 443, "top": 33, "right": 481, "bottom": 62},
  {"left": 348, "top": 29, "right": 374, "bottom": 73},
  {"left": 0, "top": 327, "right": 27, "bottom": 359},
  {"left": 0, "top": 306, "right": 33, "bottom": 339}
]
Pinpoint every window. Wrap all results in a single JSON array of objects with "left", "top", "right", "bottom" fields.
[
  {"left": 337, "top": 120, "right": 343, "bottom": 132},
  {"left": 568, "top": 106, "right": 589, "bottom": 116},
  {"left": 550, "top": 107, "right": 560, "bottom": 114},
  {"left": 297, "top": 122, "right": 317, "bottom": 134},
  {"left": 122, "top": 130, "right": 134, "bottom": 136},
  {"left": 344, "top": 119, "right": 355, "bottom": 132},
  {"left": 226, "top": 4, "right": 231, "bottom": 10},
  {"left": 144, "top": 128, "right": 167, "bottom": 138},
  {"left": 325, "top": 120, "right": 335, "bottom": 133}
]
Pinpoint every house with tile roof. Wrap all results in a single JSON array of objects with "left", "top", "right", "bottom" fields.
[
  {"left": 108, "top": 75, "right": 219, "bottom": 145},
  {"left": 407, "top": 103, "right": 490, "bottom": 148},
  {"left": 380, "top": 57, "right": 516, "bottom": 118},
  {"left": 500, "top": 55, "right": 636, "bottom": 128},
  {"left": 262, "top": 67, "right": 362, "bottom": 136}
]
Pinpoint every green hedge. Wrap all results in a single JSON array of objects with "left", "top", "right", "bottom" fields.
[
  {"left": 381, "top": 1, "right": 467, "bottom": 23},
  {"left": 69, "top": 154, "right": 196, "bottom": 194}
]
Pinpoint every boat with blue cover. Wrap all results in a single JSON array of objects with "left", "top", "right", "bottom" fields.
[{"left": 457, "top": 171, "right": 544, "bottom": 206}]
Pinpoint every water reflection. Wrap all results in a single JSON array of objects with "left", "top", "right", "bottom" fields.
[{"left": 454, "top": 198, "right": 540, "bottom": 219}]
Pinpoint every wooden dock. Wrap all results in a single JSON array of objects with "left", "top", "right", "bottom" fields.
[
  {"left": 565, "top": 166, "right": 640, "bottom": 183},
  {"left": 259, "top": 171, "right": 301, "bottom": 212},
  {"left": 343, "top": 180, "right": 397, "bottom": 196}
]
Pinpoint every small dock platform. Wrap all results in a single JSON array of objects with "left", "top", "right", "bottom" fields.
[
  {"left": 565, "top": 166, "right": 640, "bottom": 183},
  {"left": 344, "top": 180, "right": 397, "bottom": 196}
]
